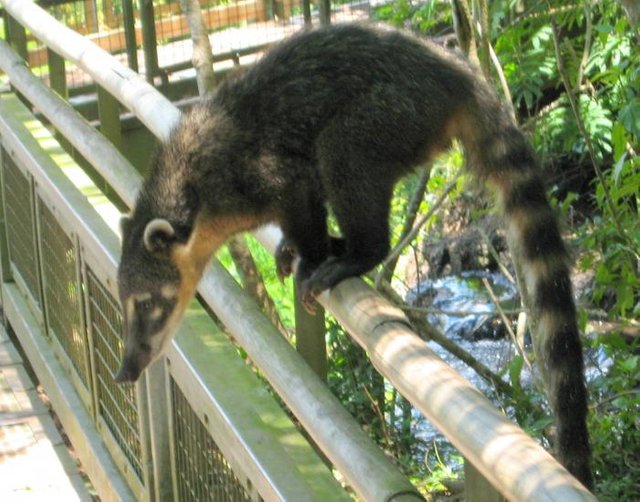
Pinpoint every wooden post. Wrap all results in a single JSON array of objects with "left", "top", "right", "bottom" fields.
[
  {"left": 138, "top": 0, "right": 160, "bottom": 84},
  {"left": 83, "top": 0, "right": 99, "bottom": 34},
  {"left": 46, "top": 48, "right": 74, "bottom": 156},
  {"left": 146, "top": 361, "right": 174, "bottom": 502},
  {"left": 465, "top": 459, "right": 506, "bottom": 502},
  {"left": 5, "top": 15, "right": 28, "bottom": 61},
  {"left": 122, "top": 0, "right": 139, "bottom": 72},
  {"left": 96, "top": 85, "right": 122, "bottom": 197},
  {"left": 255, "top": 0, "right": 268, "bottom": 22},
  {"left": 47, "top": 49, "right": 67, "bottom": 99},
  {"left": 319, "top": 0, "right": 331, "bottom": 25},
  {"left": 302, "top": 0, "right": 312, "bottom": 26},
  {"left": 97, "top": 86, "right": 122, "bottom": 150},
  {"left": 281, "top": 0, "right": 293, "bottom": 21},
  {"left": 103, "top": 0, "right": 119, "bottom": 28},
  {"left": 295, "top": 294, "right": 327, "bottom": 380},
  {"left": 0, "top": 149, "right": 13, "bottom": 291},
  {"left": 5, "top": 16, "right": 28, "bottom": 105}
]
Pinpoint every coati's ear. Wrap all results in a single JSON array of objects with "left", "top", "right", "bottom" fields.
[{"left": 143, "top": 218, "right": 176, "bottom": 253}]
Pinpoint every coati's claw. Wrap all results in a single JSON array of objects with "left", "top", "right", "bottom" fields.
[
  {"left": 302, "top": 257, "right": 342, "bottom": 296},
  {"left": 298, "top": 276, "right": 327, "bottom": 315},
  {"left": 301, "top": 289, "right": 318, "bottom": 315}
]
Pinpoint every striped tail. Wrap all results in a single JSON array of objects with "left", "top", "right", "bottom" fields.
[{"left": 457, "top": 92, "right": 593, "bottom": 488}]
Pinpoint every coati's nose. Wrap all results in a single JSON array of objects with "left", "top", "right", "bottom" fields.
[{"left": 114, "top": 361, "right": 141, "bottom": 384}]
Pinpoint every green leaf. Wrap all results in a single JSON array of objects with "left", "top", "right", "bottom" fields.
[
  {"left": 612, "top": 152, "right": 628, "bottom": 185},
  {"left": 611, "top": 122, "right": 628, "bottom": 159},
  {"left": 619, "top": 355, "right": 639, "bottom": 373},
  {"left": 619, "top": 100, "right": 640, "bottom": 138},
  {"left": 508, "top": 355, "right": 524, "bottom": 393}
]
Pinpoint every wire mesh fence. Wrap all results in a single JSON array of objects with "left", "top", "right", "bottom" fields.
[
  {"left": 38, "top": 199, "right": 92, "bottom": 393},
  {"left": 0, "top": 91, "right": 275, "bottom": 500},
  {"left": 6, "top": 0, "right": 381, "bottom": 93},
  {"left": 1, "top": 148, "right": 41, "bottom": 308},
  {"left": 170, "top": 376, "right": 255, "bottom": 502},
  {"left": 86, "top": 266, "right": 145, "bottom": 483}
]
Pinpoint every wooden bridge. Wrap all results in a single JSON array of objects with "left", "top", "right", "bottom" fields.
[{"left": 0, "top": 1, "right": 595, "bottom": 500}]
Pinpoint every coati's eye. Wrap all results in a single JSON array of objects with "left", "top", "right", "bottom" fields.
[{"left": 136, "top": 299, "right": 154, "bottom": 313}]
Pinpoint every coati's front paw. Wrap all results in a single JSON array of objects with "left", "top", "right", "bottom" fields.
[
  {"left": 275, "top": 239, "right": 297, "bottom": 282},
  {"left": 292, "top": 259, "right": 320, "bottom": 314},
  {"left": 300, "top": 256, "right": 343, "bottom": 300},
  {"left": 298, "top": 287, "right": 320, "bottom": 315}
]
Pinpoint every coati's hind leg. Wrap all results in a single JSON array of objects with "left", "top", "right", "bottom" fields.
[
  {"left": 276, "top": 186, "right": 337, "bottom": 309},
  {"left": 303, "top": 171, "right": 393, "bottom": 297}
]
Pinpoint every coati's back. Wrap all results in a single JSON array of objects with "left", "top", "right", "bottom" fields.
[{"left": 214, "top": 25, "right": 481, "bottom": 170}]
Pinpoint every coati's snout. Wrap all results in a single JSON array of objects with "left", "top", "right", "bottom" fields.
[
  {"left": 114, "top": 348, "right": 150, "bottom": 384},
  {"left": 114, "top": 286, "right": 181, "bottom": 384}
]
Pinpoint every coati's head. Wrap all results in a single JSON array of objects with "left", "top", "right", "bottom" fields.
[
  {"left": 114, "top": 183, "right": 219, "bottom": 383},
  {"left": 115, "top": 214, "right": 185, "bottom": 383},
  {"left": 114, "top": 103, "right": 253, "bottom": 383}
]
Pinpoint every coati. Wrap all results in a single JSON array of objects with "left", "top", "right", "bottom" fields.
[{"left": 116, "top": 24, "right": 593, "bottom": 488}]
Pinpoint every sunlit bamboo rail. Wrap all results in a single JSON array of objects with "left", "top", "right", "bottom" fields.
[{"left": 0, "top": 0, "right": 596, "bottom": 500}]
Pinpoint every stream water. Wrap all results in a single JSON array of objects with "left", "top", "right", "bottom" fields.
[
  {"left": 403, "top": 271, "right": 610, "bottom": 471},
  {"left": 403, "top": 271, "right": 526, "bottom": 467}
]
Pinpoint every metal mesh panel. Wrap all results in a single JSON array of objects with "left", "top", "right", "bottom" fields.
[
  {"left": 39, "top": 200, "right": 90, "bottom": 390},
  {"left": 86, "top": 268, "right": 144, "bottom": 482},
  {"left": 2, "top": 151, "right": 40, "bottom": 305},
  {"left": 171, "top": 377, "right": 253, "bottom": 502}
]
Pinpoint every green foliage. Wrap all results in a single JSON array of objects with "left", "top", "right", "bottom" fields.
[
  {"left": 587, "top": 335, "right": 640, "bottom": 499},
  {"left": 497, "top": 23, "right": 556, "bottom": 111},
  {"left": 374, "top": 0, "right": 452, "bottom": 34},
  {"left": 578, "top": 156, "right": 640, "bottom": 318},
  {"left": 492, "top": 1, "right": 639, "bottom": 316},
  {"left": 360, "top": 0, "right": 640, "bottom": 495},
  {"left": 326, "top": 317, "right": 389, "bottom": 444},
  {"left": 534, "top": 94, "right": 613, "bottom": 162},
  {"left": 218, "top": 236, "right": 296, "bottom": 329},
  {"left": 416, "top": 444, "right": 462, "bottom": 494}
]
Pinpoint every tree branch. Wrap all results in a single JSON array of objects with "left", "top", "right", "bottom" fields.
[
  {"left": 377, "top": 165, "right": 432, "bottom": 285},
  {"left": 376, "top": 173, "right": 459, "bottom": 289}
]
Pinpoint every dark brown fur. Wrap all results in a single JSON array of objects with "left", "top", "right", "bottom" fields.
[{"left": 116, "top": 24, "right": 592, "bottom": 489}]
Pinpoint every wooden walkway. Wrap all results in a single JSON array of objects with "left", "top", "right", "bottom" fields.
[{"left": 0, "top": 326, "right": 93, "bottom": 501}]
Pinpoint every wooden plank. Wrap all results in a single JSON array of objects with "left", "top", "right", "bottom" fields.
[{"left": 0, "top": 330, "right": 93, "bottom": 501}]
